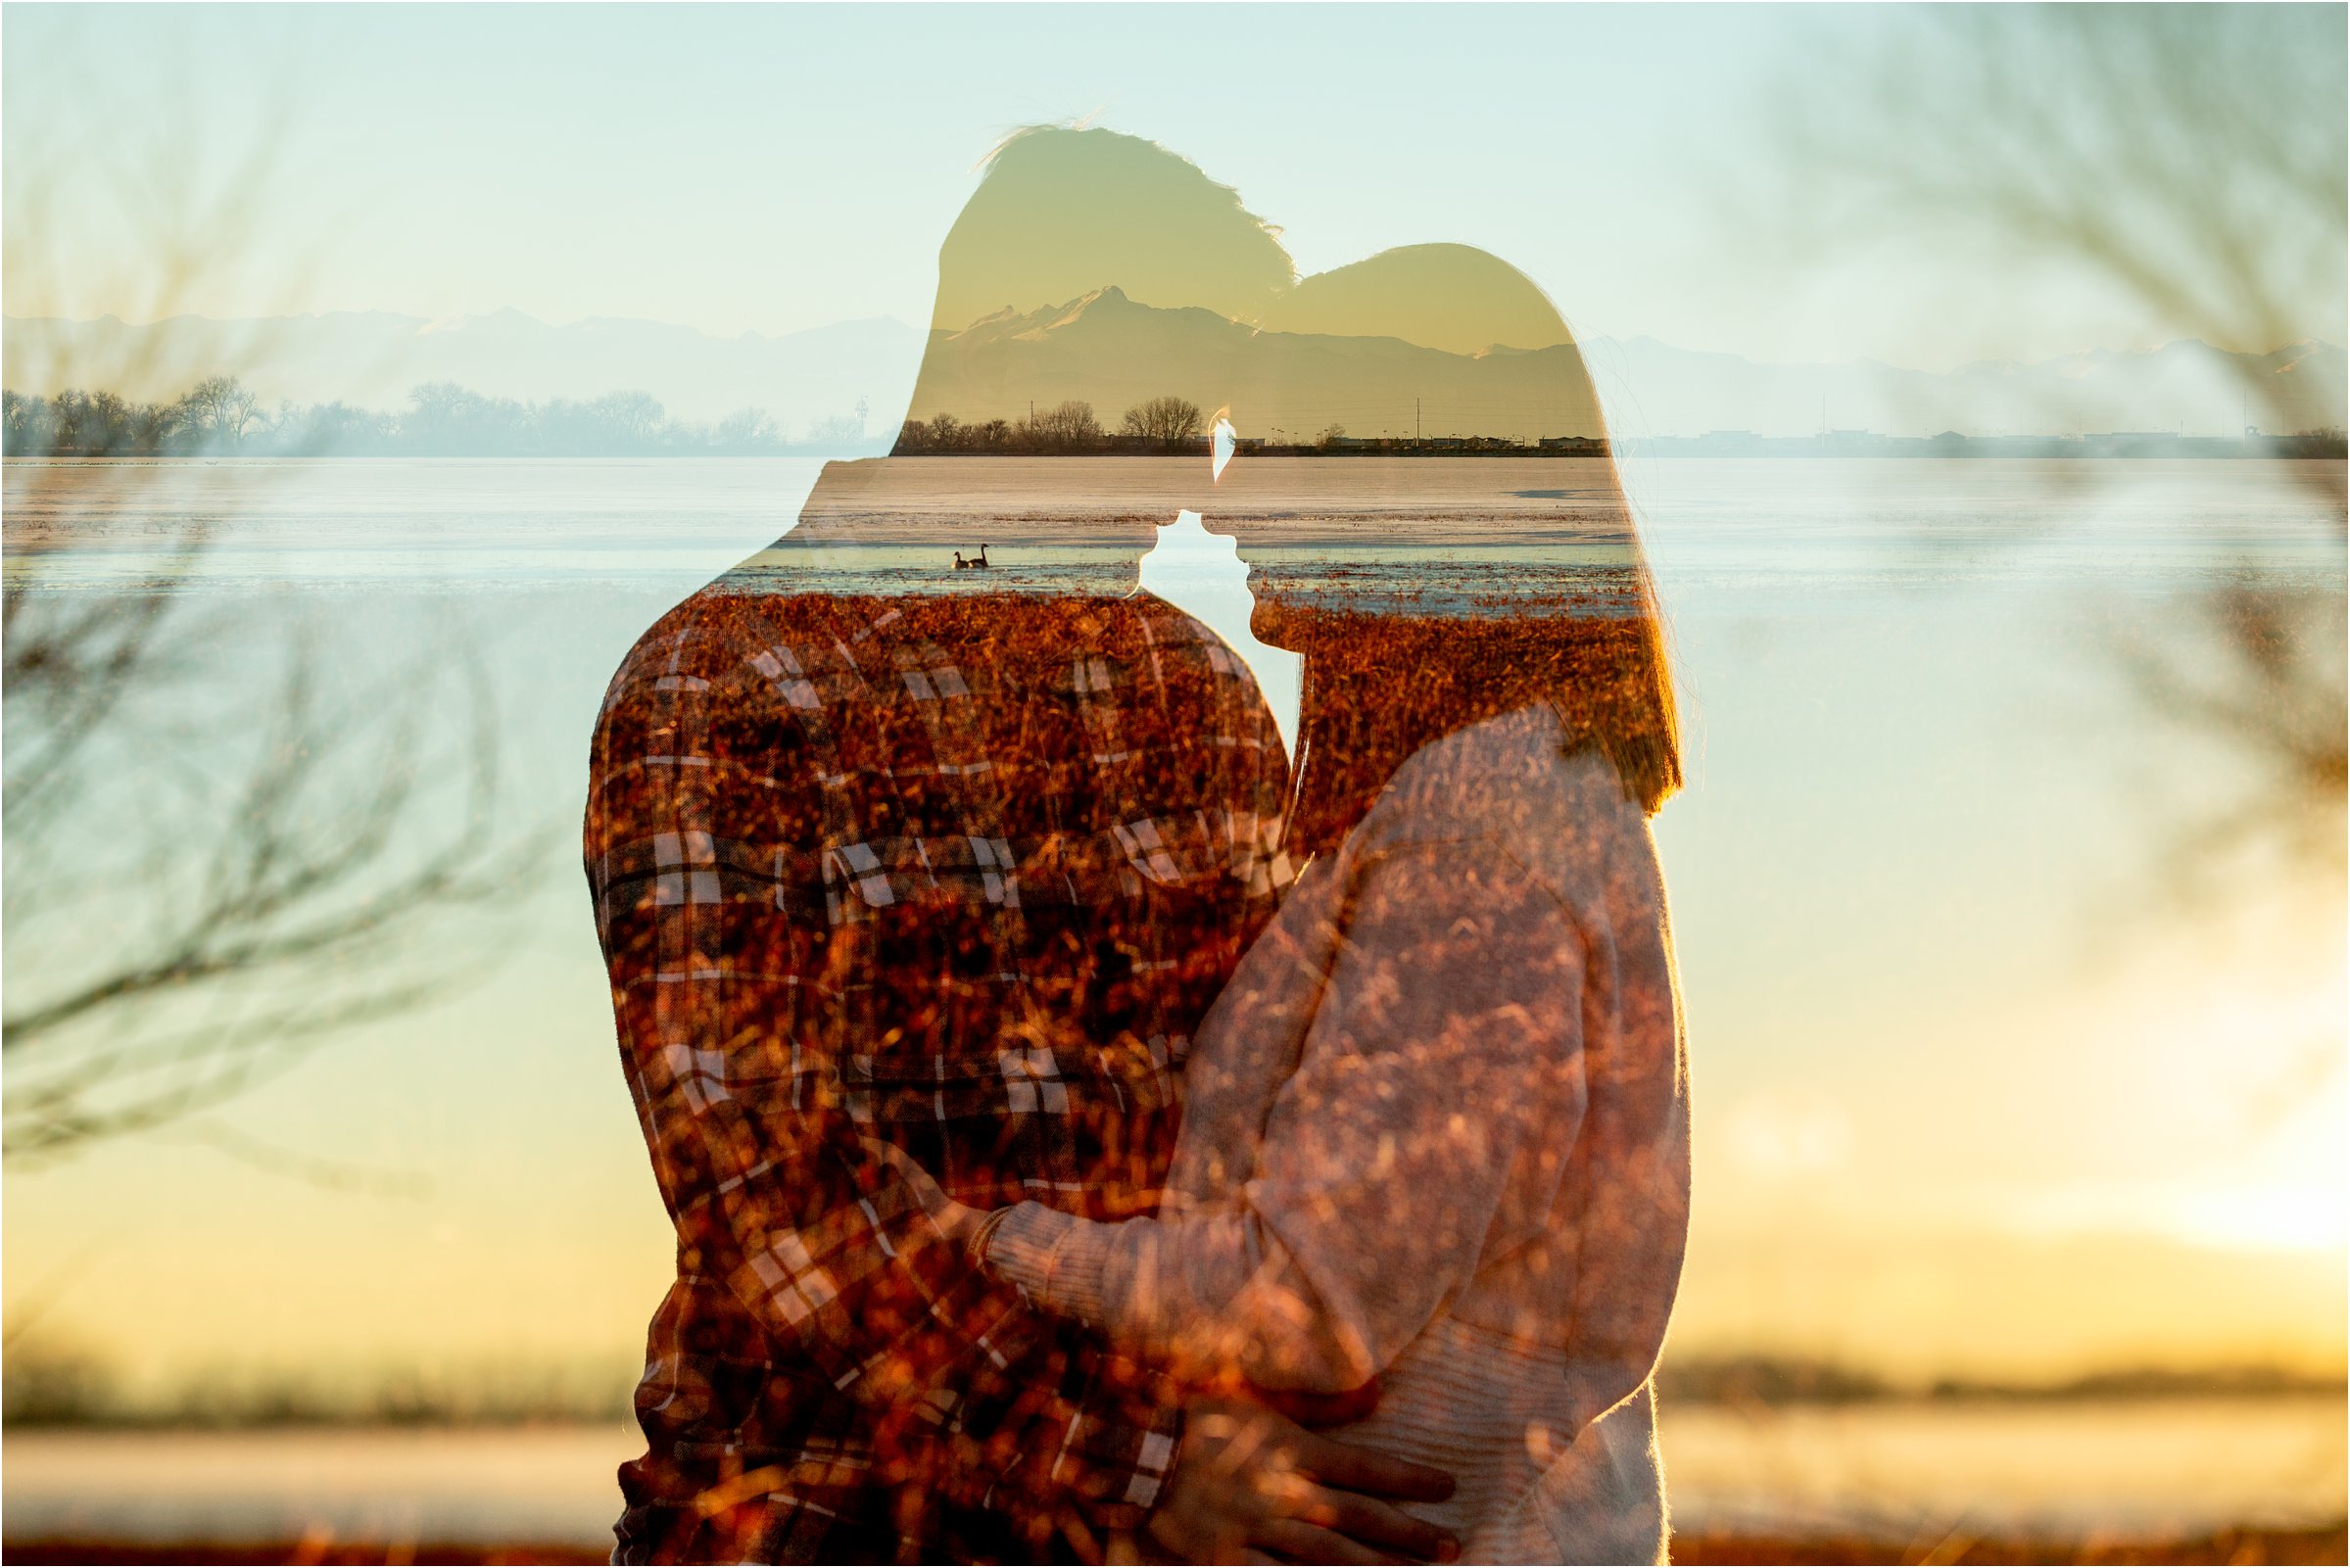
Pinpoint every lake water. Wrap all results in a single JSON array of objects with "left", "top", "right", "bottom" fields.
[
  {"left": 4, "top": 1399, "right": 2342, "bottom": 1549},
  {"left": 9, "top": 456, "right": 2340, "bottom": 594},
  {"left": 7, "top": 453, "right": 2337, "bottom": 766}
]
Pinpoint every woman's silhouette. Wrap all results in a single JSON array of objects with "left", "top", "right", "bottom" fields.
[{"left": 891, "top": 145, "right": 1695, "bottom": 1563}]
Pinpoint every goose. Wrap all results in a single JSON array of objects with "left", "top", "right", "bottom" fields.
[{"left": 954, "top": 543, "right": 991, "bottom": 570}]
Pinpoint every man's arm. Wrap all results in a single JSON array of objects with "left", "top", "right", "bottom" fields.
[
  {"left": 983, "top": 841, "right": 1581, "bottom": 1394},
  {"left": 586, "top": 608, "right": 1180, "bottom": 1550}
]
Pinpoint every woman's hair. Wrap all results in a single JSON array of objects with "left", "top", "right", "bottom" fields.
[
  {"left": 1258, "top": 253, "right": 1679, "bottom": 849},
  {"left": 1270, "top": 570, "right": 1683, "bottom": 856}
]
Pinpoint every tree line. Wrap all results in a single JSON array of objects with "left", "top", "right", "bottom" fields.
[
  {"left": 1, "top": 377, "right": 869, "bottom": 457},
  {"left": 5, "top": 380, "right": 1214, "bottom": 459},
  {"left": 892, "top": 395, "right": 1210, "bottom": 454},
  {"left": 893, "top": 402, "right": 1616, "bottom": 456}
]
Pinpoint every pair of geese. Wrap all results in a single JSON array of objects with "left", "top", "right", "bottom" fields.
[{"left": 948, "top": 416, "right": 1238, "bottom": 572}]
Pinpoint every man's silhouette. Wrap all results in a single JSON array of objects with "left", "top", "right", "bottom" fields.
[
  {"left": 586, "top": 128, "right": 1455, "bottom": 1563},
  {"left": 589, "top": 516, "right": 1276, "bottom": 1559}
]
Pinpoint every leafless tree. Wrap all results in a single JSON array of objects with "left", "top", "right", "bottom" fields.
[
  {"left": 1, "top": 511, "right": 541, "bottom": 1164},
  {"left": 1772, "top": 7, "right": 2344, "bottom": 470},
  {"left": 180, "top": 375, "right": 263, "bottom": 449},
  {"left": 1765, "top": 4, "right": 2346, "bottom": 898},
  {"left": 1123, "top": 395, "right": 1204, "bottom": 450},
  {"left": 716, "top": 406, "right": 780, "bottom": 449},
  {"left": 589, "top": 389, "right": 666, "bottom": 446},
  {"left": 3, "top": 64, "right": 542, "bottom": 1167},
  {"left": 1022, "top": 399, "right": 1103, "bottom": 451}
]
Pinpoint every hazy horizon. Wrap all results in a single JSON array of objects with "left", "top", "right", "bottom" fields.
[
  {"left": 11, "top": 302, "right": 2345, "bottom": 444},
  {"left": 14, "top": 297, "right": 2345, "bottom": 374}
]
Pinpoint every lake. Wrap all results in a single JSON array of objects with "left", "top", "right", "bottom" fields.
[{"left": 8, "top": 456, "right": 2340, "bottom": 594}]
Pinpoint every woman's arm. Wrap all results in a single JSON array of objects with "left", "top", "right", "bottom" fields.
[{"left": 988, "top": 837, "right": 1589, "bottom": 1393}]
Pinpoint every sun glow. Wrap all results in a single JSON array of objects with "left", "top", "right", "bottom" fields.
[{"left": 2165, "top": 1181, "right": 2349, "bottom": 1253}]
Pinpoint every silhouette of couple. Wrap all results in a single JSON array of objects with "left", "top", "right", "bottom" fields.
[{"left": 586, "top": 127, "right": 1689, "bottom": 1565}]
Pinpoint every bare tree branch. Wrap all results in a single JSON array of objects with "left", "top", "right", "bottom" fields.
[
  {"left": 1762, "top": 4, "right": 2348, "bottom": 913},
  {"left": 4, "top": 336, "right": 549, "bottom": 1171}
]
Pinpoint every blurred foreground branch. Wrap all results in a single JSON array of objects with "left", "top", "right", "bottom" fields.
[
  {"left": 2, "top": 521, "right": 545, "bottom": 1163},
  {"left": 1772, "top": 5, "right": 2347, "bottom": 905},
  {"left": 1778, "top": 5, "right": 2346, "bottom": 488},
  {"left": 3, "top": 58, "right": 548, "bottom": 1164}
]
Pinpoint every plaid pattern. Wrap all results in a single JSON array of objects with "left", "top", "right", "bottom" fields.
[{"left": 587, "top": 583, "right": 1290, "bottom": 1563}]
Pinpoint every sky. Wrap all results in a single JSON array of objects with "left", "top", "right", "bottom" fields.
[{"left": 6, "top": 4, "right": 2343, "bottom": 371}]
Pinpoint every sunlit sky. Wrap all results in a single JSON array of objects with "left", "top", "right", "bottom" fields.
[
  {"left": 3, "top": 5, "right": 2344, "bottom": 1399},
  {"left": 6, "top": 4, "right": 2343, "bottom": 369}
]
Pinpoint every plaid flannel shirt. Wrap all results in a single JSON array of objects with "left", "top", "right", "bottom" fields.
[{"left": 587, "top": 578, "right": 1291, "bottom": 1563}]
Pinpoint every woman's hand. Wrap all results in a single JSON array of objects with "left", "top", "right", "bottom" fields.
[
  {"left": 861, "top": 1135, "right": 990, "bottom": 1251},
  {"left": 1147, "top": 1398, "right": 1457, "bottom": 1565}
]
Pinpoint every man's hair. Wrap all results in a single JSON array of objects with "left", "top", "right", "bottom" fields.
[{"left": 929, "top": 124, "right": 1296, "bottom": 331}]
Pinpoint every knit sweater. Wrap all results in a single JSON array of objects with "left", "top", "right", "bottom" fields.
[{"left": 987, "top": 705, "right": 1693, "bottom": 1564}]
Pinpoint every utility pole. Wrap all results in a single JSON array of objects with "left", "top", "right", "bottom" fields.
[{"left": 1416, "top": 398, "right": 1421, "bottom": 443}]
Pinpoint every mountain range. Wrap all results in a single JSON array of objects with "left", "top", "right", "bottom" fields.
[
  {"left": 4, "top": 309, "right": 923, "bottom": 441},
  {"left": 902, "top": 286, "right": 1605, "bottom": 443},
  {"left": 6, "top": 301, "right": 2341, "bottom": 443}
]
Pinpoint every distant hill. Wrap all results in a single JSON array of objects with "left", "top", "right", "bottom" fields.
[
  {"left": 6, "top": 304, "right": 2341, "bottom": 443},
  {"left": 2, "top": 309, "right": 924, "bottom": 439}
]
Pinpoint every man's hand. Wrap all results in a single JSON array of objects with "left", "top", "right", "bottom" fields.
[
  {"left": 1146, "top": 1398, "right": 1458, "bottom": 1565},
  {"left": 862, "top": 1135, "right": 988, "bottom": 1250}
]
